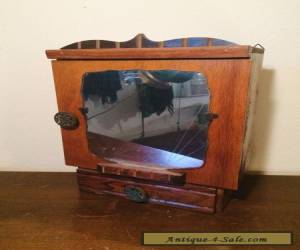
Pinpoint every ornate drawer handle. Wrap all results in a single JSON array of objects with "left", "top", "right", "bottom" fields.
[
  {"left": 124, "top": 186, "right": 148, "bottom": 203},
  {"left": 197, "top": 112, "right": 218, "bottom": 125},
  {"left": 54, "top": 112, "right": 79, "bottom": 129}
]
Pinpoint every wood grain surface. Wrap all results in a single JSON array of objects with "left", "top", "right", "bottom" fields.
[
  {"left": 59, "top": 34, "right": 238, "bottom": 49},
  {"left": 51, "top": 59, "right": 252, "bottom": 190},
  {"left": 77, "top": 168, "right": 215, "bottom": 213},
  {"left": 46, "top": 46, "right": 253, "bottom": 60},
  {"left": 0, "top": 172, "right": 298, "bottom": 250},
  {"left": 97, "top": 162, "right": 186, "bottom": 185},
  {"left": 46, "top": 34, "right": 263, "bottom": 59}
]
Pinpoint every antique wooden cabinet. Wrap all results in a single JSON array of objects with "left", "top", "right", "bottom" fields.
[{"left": 46, "top": 34, "right": 264, "bottom": 213}]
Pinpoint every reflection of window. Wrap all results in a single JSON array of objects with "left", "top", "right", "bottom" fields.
[
  {"left": 172, "top": 73, "right": 208, "bottom": 97},
  {"left": 82, "top": 70, "right": 210, "bottom": 168}
]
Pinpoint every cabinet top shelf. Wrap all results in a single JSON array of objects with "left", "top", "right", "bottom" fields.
[{"left": 46, "top": 34, "right": 264, "bottom": 60}]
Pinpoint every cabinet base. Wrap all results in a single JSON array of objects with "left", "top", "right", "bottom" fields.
[{"left": 77, "top": 168, "right": 231, "bottom": 214}]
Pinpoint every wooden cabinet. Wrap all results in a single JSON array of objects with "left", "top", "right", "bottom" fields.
[{"left": 46, "top": 34, "right": 264, "bottom": 213}]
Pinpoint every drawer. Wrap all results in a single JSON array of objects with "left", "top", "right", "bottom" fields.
[{"left": 77, "top": 168, "right": 217, "bottom": 213}]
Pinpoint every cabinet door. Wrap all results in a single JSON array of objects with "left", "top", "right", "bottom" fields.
[{"left": 52, "top": 59, "right": 251, "bottom": 190}]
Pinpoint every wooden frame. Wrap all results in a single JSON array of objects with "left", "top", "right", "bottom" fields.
[{"left": 46, "top": 34, "right": 264, "bottom": 213}]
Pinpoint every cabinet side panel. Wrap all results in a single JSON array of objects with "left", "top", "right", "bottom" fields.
[{"left": 240, "top": 53, "right": 264, "bottom": 180}]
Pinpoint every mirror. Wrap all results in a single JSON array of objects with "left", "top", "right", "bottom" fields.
[{"left": 82, "top": 70, "right": 210, "bottom": 170}]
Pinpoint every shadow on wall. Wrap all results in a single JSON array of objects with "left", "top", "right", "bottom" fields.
[{"left": 248, "top": 68, "right": 275, "bottom": 173}]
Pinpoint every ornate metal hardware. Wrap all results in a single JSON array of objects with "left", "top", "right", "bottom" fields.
[
  {"left": 79, "top": 107, "right": 89, "bottom": 115},
  {"left": 124, "top": 186, "right": 148, "bottom": 203},
  {"left": 54, "top": 112, "right": 79, "bottom": 129},
  {"left": 197, "top": 112, "right": 219, "bottom": 125},
  {"left": 205, "top": 112, "right": 219, "bottom": 121}
]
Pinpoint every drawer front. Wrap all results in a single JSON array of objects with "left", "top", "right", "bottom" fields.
[{"left": 77, "top": 169, "right": 217, "bottom": 213}]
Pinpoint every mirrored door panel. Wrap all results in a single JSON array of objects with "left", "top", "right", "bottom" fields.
[{"left": 82, "top": 70, "right": 211, "bottom": 169}]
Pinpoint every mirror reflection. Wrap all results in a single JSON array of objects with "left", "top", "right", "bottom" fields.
[{"left": 82, "top": 70, "right": 210, "bottom": 169}]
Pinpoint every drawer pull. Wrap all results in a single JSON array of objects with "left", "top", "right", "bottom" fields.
[{"left": 124, "top": 186, "right": 148, "bottom": 203}]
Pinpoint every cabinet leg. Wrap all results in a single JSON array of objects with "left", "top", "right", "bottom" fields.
[{"left": 216, "top": 189, "right": 232, "bottom": 212}]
